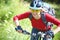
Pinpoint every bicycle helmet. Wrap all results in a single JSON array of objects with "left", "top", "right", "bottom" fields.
[
  {"left": 30, "top": 0, "right": 43, "bottom": 10},
  {"left": 42, "top": 2, "right": 52, "bottom": 12},
  {"left": 43, "top": 2, "right": 51, "bottom": 9}
]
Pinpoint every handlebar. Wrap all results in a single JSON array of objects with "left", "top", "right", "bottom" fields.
[
  {"left": 38, "top": 32, "right": 46, "bottom": 38},
  {"left": 22, "top": 30, "right": 31, "bottom": 35},
  {"left": 22, "top": 30, "right": 46, "bottom": 38}
]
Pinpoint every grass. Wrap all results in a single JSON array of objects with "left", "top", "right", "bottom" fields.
[
  {"left": 0, "top": 1, "right": 31, "bottom": 40},
  {"left": 0, "top": 19, "right": 31, "bottom": 40},
  {"left": 49, "top": 3, "right": 60, "bottom": 19},
  {"left": 0, "top": 0, "right": 60, "bottom": 40}
]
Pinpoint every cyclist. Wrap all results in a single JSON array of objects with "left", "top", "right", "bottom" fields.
[{"left": 13, "top": 0, "right": 60, "bottom": 40}]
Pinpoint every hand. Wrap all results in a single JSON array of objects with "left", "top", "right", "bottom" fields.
[
  {"left": 17, "top": 30, "right": 22, "bottom": 33},
  {"left": 15, "top": 26, "right": 23, "bottom": 33},
  {"left": 53, "top": 27, "right": 60, "bottom": 35},
  {"left": 57, "top": 27, "right": 60, "bottom": 31}
]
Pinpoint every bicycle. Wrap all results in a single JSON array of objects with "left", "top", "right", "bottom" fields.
[{"left": 22, "top": 30, "right": 52, "bottom": 40}]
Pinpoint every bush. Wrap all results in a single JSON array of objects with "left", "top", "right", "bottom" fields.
[{"left": 0, "top": 0, "right": 20, "bottom": 22}]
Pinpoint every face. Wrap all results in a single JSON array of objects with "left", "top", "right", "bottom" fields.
[{"left": 30, "top": 9, "right": 41, "bottom": 15}]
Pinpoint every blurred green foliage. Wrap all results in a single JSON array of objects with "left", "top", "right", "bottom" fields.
[
  {"left": 0, "top": 0, "right": 60, "bottom": 40},
  {"left": 44, "top": 0, "right": 60, "bottom": 4},
  {"left": 0, "top": 0, "right": 21, "bottom": 22},
  {"left": 19, "top": 0, "right": 60, "bottom": 4}
]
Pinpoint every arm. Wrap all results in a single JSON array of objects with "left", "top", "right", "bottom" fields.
[
  {"left": 13, "top": 12, "right": 31, "bottom": 33},
  {"left": 13, "top": 16, "right": 19, "bottom": 26},
  {"left": 45, "top": 13, "right": 60, "bottom": 26},
  {"left": 45, "top": 13, "right": 60, "bottom": 34}
]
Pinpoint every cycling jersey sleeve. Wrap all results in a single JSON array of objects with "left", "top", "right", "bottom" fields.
[
  {"left": 45, "top": 13, "right": 60, "bottom": 26},
  {"left": 13, "top": 12, "right": 31, "bottom": 21}
]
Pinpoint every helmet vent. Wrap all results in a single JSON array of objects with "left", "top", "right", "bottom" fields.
[{"left": 35, "top": 1, "right": 36, "bottom": 4}]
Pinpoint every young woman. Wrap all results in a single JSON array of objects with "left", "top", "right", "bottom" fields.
[{"left": 13, "top": 0, "right": 60, "bottom": 40}]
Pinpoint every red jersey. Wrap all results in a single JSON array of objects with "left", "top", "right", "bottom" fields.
[{"left": 13, "top": 11, "right": 60, "bottom": 31}]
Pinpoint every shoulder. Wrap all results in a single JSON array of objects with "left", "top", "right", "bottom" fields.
[
  {"left": 45, "top": 13, "right": 51, "bottom": 16},
  {"left": 45, "top": 13, "right": 55, "bottom": 19}
]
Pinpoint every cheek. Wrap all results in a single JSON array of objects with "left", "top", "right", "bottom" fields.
[{"left": 31, "top": 12, "right": 37, "bottom": 15}]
